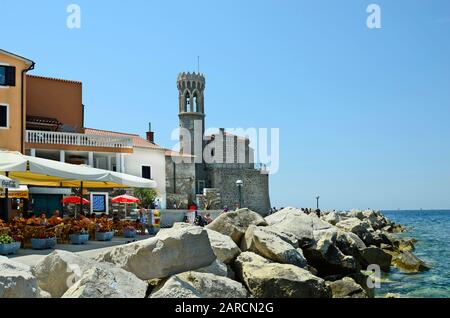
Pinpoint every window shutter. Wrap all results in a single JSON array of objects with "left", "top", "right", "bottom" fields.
[{"left": 6, "top": 66, "right": 16, "bottom": 86}]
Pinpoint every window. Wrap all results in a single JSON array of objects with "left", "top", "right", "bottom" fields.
[
  {"left": 197, "top": 180, "right": 205, "bottom": 195},
  {"left": 142, "top": 166, "right": 152, "bottom": 179},
  {"left": 0, "top": 66, "right": 16, "bottom": 86},
  {"left": 193, "top": 92, "right": 198, "bottom": 112},
  {"left": 0, "top": 105, "right": 8, "bottom": 128},
  {"left": 0, "top": 67, "right": 5, "bottom": 86}
]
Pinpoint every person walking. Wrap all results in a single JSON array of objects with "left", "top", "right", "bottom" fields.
[{"left": 137, "top": 207, "right": 149, "bottom": 235}]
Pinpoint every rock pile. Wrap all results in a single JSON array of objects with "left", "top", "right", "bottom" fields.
[{"left": 0, "top": 208, "right": 429, "bottom": 298}]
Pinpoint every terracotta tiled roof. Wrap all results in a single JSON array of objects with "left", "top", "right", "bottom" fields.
[
  {"left": 84, "top": 128, "right": 164, "bottom": 150},
  {"left": 26, "top": 115, "right": 61, "bottom": 126},
  {"left": 27, "top": 74, "right": 82, "bottom": 85}
]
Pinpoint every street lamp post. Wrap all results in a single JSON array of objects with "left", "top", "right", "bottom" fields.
[
  {"left": 236, "top": 180, "right": 243, "bottom": 209},
  {"left": 316, "top": 195, "right": 320, "bottom": 210}
]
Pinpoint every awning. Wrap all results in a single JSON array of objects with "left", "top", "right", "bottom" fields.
[
  {"left": 0, "top": 151, "right": 156, "bottom": 189},
  {"left": 0, "top": 185, "right": 29, "bottom": 199}
]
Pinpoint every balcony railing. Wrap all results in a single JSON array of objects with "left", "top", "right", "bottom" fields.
[{"left": 26, "top": 130, "right": 133, "bottom": 149}]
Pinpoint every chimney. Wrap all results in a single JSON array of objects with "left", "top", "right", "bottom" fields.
[{"left": 146, "top": 122, "right": 155, "bottom": 143}]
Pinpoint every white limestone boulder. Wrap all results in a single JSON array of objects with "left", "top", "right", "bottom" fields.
[
  {"left": 359, "top": 246, "right": 393, "bottom": 272},
  {"left": 234, "top": 252, "right": 331, "bottom": 298},
  {"left": 265, "top": 207, "right": 315, "bottom": 247},
  {"left": 0, "top": 258, "right": 49, "bottom": 298},
  {"left": 240, "top": 225, "right": 307, "bottom": 267},
  {"left": 165, "top": 223, "right": 241, "bottom": 264},
  {"left": 150, "top": 271, "right": 248, "bottom": 298},
  {"left": 303, "top": 229, "right": 359, "bottom": 276},
  {"left": 327, "top": 277, "right": 368, "bottom": 298},
  {"left": 206, "top": 208, "right": 268, "bottom": 244},
  {"left": 206, "top": 229, "right": 241, "bottom": 264},
  {"left": 348, "top": 209, "right": 365, "bottom": 220},
  {"left": 33, "top": 250, "right": 96, "bottom": 298},
  {"left": 62, "top": 266, "right": 147, "bottom": 298},
  {"left": 264, "top": 226, "right": 299, "bottom": 248},
  {"left": 95, "top": 225, "right": 216, "bottom": 280},
  {"left": 335, "top": 231, "right": 367, "bottom": 260},
  {"left": 322, "top": 212, "right": 341, "bottom": 225},
  {"left": 194, "top": 259, "right": 229, "bottom": 277},
  {"left": 336, "top": 218, "right": 375, "bottom": 246}
]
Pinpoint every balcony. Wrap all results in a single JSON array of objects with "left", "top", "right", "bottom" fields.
[{"left": 26, "top": 130, "right": 133, "bottom": 152}]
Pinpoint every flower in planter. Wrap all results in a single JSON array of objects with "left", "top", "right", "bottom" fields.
[
  {"left": 0, "top": 234, "right": 14, "bottom": 245},
  {"left": 12, "top": 234, "right": 24, "bottom": 243},
  {"left": 96, "top": 219, "right": 113, "bottom": 233},
  {"left": 32, "top": 231, "right": 55, "bottom": 239},
  {"left": 70, "top": 224, "right": 88, "bottom": 235}
]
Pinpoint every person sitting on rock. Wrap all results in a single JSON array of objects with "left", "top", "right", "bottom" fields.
[
  {"left": 194, "top": 215, "right": 207, "bottom": 227},
  {"left": 204, "top": 213, "right": 213, "bottom": 224},
  {"left": 315, "top": 209, "right": 321, "bottom": 218}
]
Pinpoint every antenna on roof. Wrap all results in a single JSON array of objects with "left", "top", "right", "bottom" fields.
[{"left": 149, "top": 122, "right": 152, "bottom": 132}]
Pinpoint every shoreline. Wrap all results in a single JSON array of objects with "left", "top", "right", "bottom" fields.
[
  {"left": 374, "top": 210, "right": 448, "bottom": 298},
  {"left": 0, "top": 207, "right": 431, "bottom": 298}
]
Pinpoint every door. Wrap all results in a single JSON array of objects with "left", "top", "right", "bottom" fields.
[{"left": 31, "top": 194, "right": 63, "bottom": 217}]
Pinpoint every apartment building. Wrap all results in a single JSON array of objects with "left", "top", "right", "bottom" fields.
[{"left": 1, "top": 49, "right": 166, "bottom": 214}]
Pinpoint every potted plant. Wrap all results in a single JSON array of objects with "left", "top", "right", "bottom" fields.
[
  {"left": 31, "top": 231, "right": 57, "bottom": 250},
  {"left": 95, "top": 221, "right": 114, "bottom": 241},
  {"left": 123, "top": 226, "right": 137, "bottom": 238},
  {"left": 69, "top": 227, "right": 89, "bottom": 245},
  {"left": 0, "top": 234, "right": 21, "bottom": 255}
]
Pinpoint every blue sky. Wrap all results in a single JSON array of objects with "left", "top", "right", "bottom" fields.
[{"left": 2, "top": 0, "right": 450, "bottom": 210}]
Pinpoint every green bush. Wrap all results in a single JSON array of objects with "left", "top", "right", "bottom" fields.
[{"left": 134, "top": 188, "right": 158, "bottom": 208}]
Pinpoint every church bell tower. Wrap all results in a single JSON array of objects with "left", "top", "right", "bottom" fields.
[{"left": 177, "top": 72, "right": 206, "bottom": 158}]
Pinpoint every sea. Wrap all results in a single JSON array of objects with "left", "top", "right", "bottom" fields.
[{"left": 375, "top": 210, "right": 450, "bottom": 298}]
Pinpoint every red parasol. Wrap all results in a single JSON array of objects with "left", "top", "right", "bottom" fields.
[
  {"left": 63, "top": 196, "right": 90, "bottom": 205},
  {"left": 112, "top": 195, "right": 140, "bottom": 219},
  {"left": 111, "top": 195, "right": 140, "bottom": 203}
]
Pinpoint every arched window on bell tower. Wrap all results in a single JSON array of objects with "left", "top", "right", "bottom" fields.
[
  {"left": 184, "top": 91, "right": 191, "bottom": 112},
  {"left": 193, "top": 91, "right": 199, "bottom": 112}
]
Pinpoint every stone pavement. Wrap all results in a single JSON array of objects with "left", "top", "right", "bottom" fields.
[{"left": 7, "top": 235, "right": 153, "bottom": 267}]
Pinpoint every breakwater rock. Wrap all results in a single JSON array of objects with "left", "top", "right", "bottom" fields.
[{"left": 0, "top": 208, "right": 429, "bottom": 298}]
